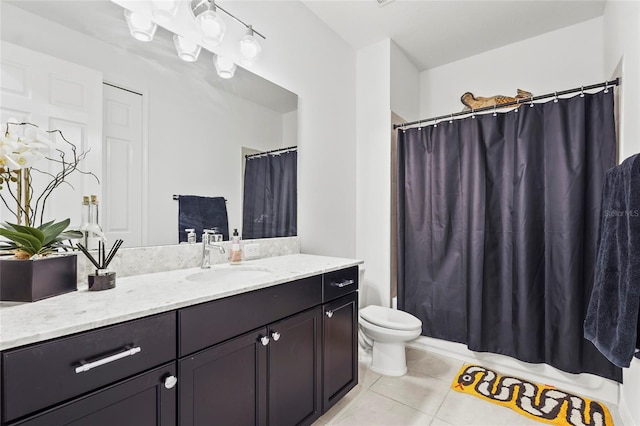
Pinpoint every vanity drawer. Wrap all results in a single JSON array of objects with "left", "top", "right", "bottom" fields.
[
  {"left": 323, "top": 266, "right": 359, "bottom": 302},
  {"left": 2, "top": 312, "right": 176, "bottom": 423},
  {"left": 179, "top": 275, "right": 322, "bottom": 356}
]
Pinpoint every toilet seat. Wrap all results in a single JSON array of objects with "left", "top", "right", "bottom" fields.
[{"left": 359, "top": 305, "right": 421, "bottom": 331}]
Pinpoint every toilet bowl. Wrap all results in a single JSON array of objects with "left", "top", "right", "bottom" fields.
[{"left": 359, "top": 305, "right": 422, "bottom": 376}]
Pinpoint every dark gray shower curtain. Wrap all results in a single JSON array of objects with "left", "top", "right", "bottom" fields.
[
  {"left": 397, "top": 90, "right": 621, "bottom": 381},
  {"left": 242, "top": 150, "right": 297, "bottom": 239}
]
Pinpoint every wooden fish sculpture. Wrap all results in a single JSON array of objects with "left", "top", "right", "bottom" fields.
[{"left": 461, "top": 89, "right": 532, "bottom": 111}]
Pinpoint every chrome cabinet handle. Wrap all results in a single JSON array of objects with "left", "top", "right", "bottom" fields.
[
  {"left": 260, "top": 336, "right": 270, "bottom": 346},
  {"left": 325, "top": 310, "right": 334, "bottom": 318},
  {"left": 331, "top": 279, "right": 355, "bottom": 288},
  {"left": 164, "top": 375, "right": 178, "bottom": 389},
  {"left": 271, "top": 331, "right": 281, "bottom": 341},
  {"left": 75, "top": 346, "right": 141, "bottom": 374}
]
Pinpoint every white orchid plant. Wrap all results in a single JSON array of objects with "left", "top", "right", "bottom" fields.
[{"left": 0, "top": 119, "right": 95, "bottom": 259}]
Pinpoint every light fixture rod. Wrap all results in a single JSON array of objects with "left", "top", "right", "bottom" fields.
[{"left": 204, "top": 0, "right": 266, "bottom": 40}]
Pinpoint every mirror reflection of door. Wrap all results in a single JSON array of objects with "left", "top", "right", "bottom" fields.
[
  {"left": 102, "top": 83, "right": 143, "bottom": 247},
  {"left": 0, "top": 41, "right": 102, "bottom": 227}
]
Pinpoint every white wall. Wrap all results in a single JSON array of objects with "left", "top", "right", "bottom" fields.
[
  {"left": 602, "top": 2, "right": 640, "bottom": 424},
  {"left": 420, "top": 18, "right": 604, "bottom": 119},
  {"left": 223, "top": 1, "right": 357, "bottom": 258},
  {"left": 282, "top": 110, "right": 298, "bottom": 149},
  {"left": 355, "top": 39, "right": 391, "bottom": 307},
  {"left": 355, "top": 40, "right": 420, "bottom": 308},
  {"left": 390, "top": 41, "right": 420, "bottom": 122},
  {"left": 1, "top": 3, "right": 286, "bottom": 245}
]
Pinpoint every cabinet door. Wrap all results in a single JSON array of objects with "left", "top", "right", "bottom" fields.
[
  {"left": 322, "top": 292, "right": 358, "bottom": 412},
  {"left": 268, "top": 307, "right": 322, "bottom": 426},
  {"left": 13, "top": 363, "right": 176, "bottom": 426},
  {"left": 179, "top": 327, "right": 268, "bottom": 426}
]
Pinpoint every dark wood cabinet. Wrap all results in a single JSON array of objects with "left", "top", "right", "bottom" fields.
[
  {"left": 1, "top": 265, "right": 359, "bottom": 426},
  {"left": 12, "top": 363, "right": 177, "bottom": 426},
  {"left": 268, "top": 307, "right": 322, "bottom": 426},
  {"left": 179, "top": 327, "right": 268, "bottom": 425},
  {"left": 322, "top": 292, "right": 358, "bottom": 412},
  {"left": 2, "top": 312, "right": 176, "bottom": 423},
  {"left": 179, "top": 307, "right": 322, "bottom": 426}
]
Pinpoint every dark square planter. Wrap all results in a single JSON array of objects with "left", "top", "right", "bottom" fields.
[{"left": 0, "top": 254, "right": 77, "bottom": 302}]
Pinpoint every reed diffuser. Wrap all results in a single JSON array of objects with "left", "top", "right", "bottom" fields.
[{"left": 77, "top": 239, "right": 123, "bottom": 291}]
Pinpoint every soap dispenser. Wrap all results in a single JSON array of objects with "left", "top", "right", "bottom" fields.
[
  {"left": 186, "top": 229, "right": 196, "bottom": 244},
  {"left": 229, "top": 228, "right": 242, "bottom": 264}
]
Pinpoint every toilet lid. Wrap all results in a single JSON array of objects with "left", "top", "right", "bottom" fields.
[{"left": 360, "top": 305, "right": 422, "bottom": 331}]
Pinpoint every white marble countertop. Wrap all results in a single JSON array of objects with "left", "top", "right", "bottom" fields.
[{"left": 0, "top": 254, "right": 362, "bottom": 351}]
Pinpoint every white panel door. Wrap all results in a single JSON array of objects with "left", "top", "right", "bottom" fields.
[
  {"left": 0, "top": 41, "right": 102, "bottom": 227},
  {"left": 102, "top": 84, "right": 143, "bottom": 247}
]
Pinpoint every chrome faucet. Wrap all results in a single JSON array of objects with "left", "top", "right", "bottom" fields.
[{"left": 201, "top": 229, "right": 225, "bottom": 269}]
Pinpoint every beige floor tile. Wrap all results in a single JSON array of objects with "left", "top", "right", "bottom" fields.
[
  {"left": 430, "top": 418, "right": 455, "bottom": 426},
  {"left": 318, "top": 362, "right": 382, "bottom": 424},
  {"left": 436, "top": 390, "right": 545, "bottom": 426},
  {"left": 370, "top": 370, "right": 450, "bottom": 416},
  {"left": 331, "top": 389, "right": 434, "bottom": 426},
  {"left": 406, "top": 348, "right": 464, "bottom": 381},
  {"left": 319, "top": 384, "right": 367, "bottom": 424},
  {"left": 359, "top": 361, "right": 382, "bottom": 389}
]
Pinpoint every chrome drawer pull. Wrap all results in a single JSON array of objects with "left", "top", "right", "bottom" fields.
[
  {"left": 260, "top": 336, "right": 270, "bottom": 346},
  {"left": 325, "top": 310, "right": 334, "bottom": 318},
  {"left": 75, "top": 346, "right": 142, "bottom": 374},
  {"left": 331, "top": 279, "right": 355, "bottom": 288},
  {"left": 271, "top": 331, "right": 281, "bottom": 341}
]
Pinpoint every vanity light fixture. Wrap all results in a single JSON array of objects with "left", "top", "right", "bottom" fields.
[
  {"left": 150, "top": 0, "right": 180, "bottom": 22},
  {"left": 195, "top": 0, "right": 226, "bottom": 46},
  {"left": 121, "top": 1, "right": 266, "bottom": 79},
  {"left": 124, "top": 9, "right": 157, "bottom": 42},
  {"left": 213, "top": 54, "right": 237, "bottom": 79},
  {"left": 239, "top": 25, "right": 262, "bottom": 67},
  {"left": 173, "top": 34, "right": 202, "bottom": 62}
]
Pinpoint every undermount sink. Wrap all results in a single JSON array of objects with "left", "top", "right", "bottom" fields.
[{"left": 186, "top": 266, "right": 275, "bottom": 283}]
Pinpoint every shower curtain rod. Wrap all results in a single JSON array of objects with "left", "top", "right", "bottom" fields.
[
  {"left": 393, "top": 78, "right": 620, "bottom": 130},
  {"left": 245, "top": 145, "right": 297, "bottom": 159}
]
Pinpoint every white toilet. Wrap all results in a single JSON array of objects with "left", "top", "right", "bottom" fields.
[{"left": 359, "top": 305, "right": 422, "bottom": 376}]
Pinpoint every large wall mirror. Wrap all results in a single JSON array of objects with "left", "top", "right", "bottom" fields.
[{"left": 0, "top": 0, "right": 297, "bottom": 248}]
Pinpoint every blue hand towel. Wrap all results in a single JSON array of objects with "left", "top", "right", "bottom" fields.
[
  {"left": 584, "top": 154, "right": 640, "bottom": 368},
  {"left": 178, "top": 195, "right": 229, "bottom": 243}
]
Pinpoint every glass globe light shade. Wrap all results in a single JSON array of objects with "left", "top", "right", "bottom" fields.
[
  {"left": 239, "top": 33, "right": 262, "bottom": 66},
  {"left": 197, "top": 9, "right": 226, "bottom": 46},
  {"left": 150, "top": 0, "right": 179, "bottom": 22},
  {"left": 173, "top": 35, "right": 201, "bottom": 62},
  {"left": 124, "top": 10, "right": 157, "bottom": 42},
  {"left": 214, "top": 55, "right": 237, "bottom": 79}
]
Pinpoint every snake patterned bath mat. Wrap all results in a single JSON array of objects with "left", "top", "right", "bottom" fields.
[{"left": 451, "top": 364, "right": 613, "bottom": 426}]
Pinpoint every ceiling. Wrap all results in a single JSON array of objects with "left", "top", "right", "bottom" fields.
[{"left": 302, "top": 0, "right": 607, "bottom": 71}]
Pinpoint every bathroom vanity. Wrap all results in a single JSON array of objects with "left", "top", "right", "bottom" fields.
[{"left": 0, "top": 254, "right": 361, "bottom": 426}]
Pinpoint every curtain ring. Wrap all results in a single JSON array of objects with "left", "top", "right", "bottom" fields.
[
  {"left": 554, "top": 91, "right": 559, "bottom": 103},
  {"left": 433, "top": 118, "right": 438, "bottom": 128},
  {"left": 514, "top": 99, "right": 519, "bottom": 112},
  {"left": 493, "top": 105, "right": 497, "bottom": 117},
  {"left": 449, "top": 113, "right": 454, "bottom": 124},
  {"left": 417, "top": 120, "right": 422, "bottom": 131},
  {"left": 471, "top": 108, "right": 475, "bottom": 119},
  {"left": 604, "top": 82, "right": 609, "bottom": 93},
  {"left": 529, "top": 95, "right": 534, "bottom": 107},
  {"left": 580, "top": 86, "right": 585, "bottom": 97}
]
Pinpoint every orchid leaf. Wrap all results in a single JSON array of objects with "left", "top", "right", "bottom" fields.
[
  {"left": 0, "top": 228, "right": 42, "bottom": 255},
  {"left": 40, "top": 218, "right": 71, "bottom": 246},
  {"left": 4, "top": 222, "right": 45, "bottom": 244}
]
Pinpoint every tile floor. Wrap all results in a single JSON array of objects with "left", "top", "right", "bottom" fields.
[{"left": 313, "top": 348, "right": 624, "bottom": 426}]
